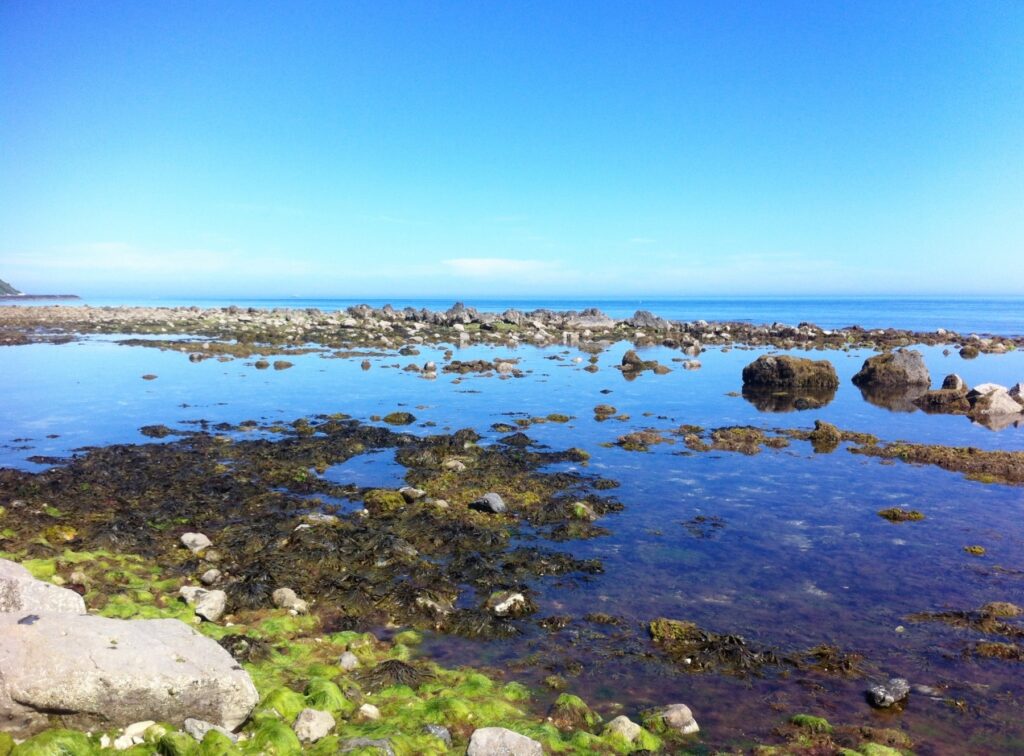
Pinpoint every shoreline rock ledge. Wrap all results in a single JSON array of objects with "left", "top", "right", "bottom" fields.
[{"left": 0, "top": 558, "right": 258, "bottom": 738}]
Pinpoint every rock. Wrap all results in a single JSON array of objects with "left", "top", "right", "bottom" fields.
[
  {"left": 968, "top": 385, "right": 1024, "bottom": 418},
  {"left": 194, "top": 589, "right": 227, "bottom": 622},
  {"left": 293, "top": 708, "right": 335, "bottom": 743},
  {"left": 604, "top": 715, "right": 642, "bottom": 742},
  {"left": 0, "top": 559, "right": 86, "bottom": 615},
  {"left": 467, "top": 727, "right": 544, "bottom": 756},
  {"left": 487, "top": 591, "right": 528, "bottom": 617},
  {"left": 338, "top": 651, "right": 360, "bottom": 671},
  {"left": 199, "top": 569, "right": 222, "bottom": 586},
  {"left": 339, "top": 737, "right": 396, "bottom": 756},
  {"left": 1010, "top": 382, "right": 1024, "bottom": 405},
  {"left": 0, "top": 612, "right": 258, "bottom": 736},
  {"left": 741, "top": 355, "right": 839, "bottom": 389},
  {"left": 852, "top": 349, "right": 930, "bottom": 388},
  {"left": 496, "top": 361, "right": 516, "bottom": 374},
  {"left": 808, "top": 420, "right": 842, "bottom": 453},
  {"left": 180, "top": 532, "right": 212, "bottom": 554},
  {"left": 942, "top": 373, "right": 967, "bottom": 391},
  {"left": 442, "top": 459, "right": 467, "bottom": 472},
  {"left": 423, "top": 724, "right": 452, "bottom": 747},
  {"left": 184, "top": 717, "right": 237, "bottom": 743},
  {"left": 868, "top": 677, "right": 911, "bottom": 708},
  {"left": 358, "top": 703, "right": 381, "bottom": 721},
  {"left": 913, "top": 387, "right": 970, "bottom": 414},
  {"left": 660, "top": 703, "right": 700, "bottom": 735},
  {"left": 399, "top": 486, "right": 427, "bottom": 502},
  {"left": 469, "top": 492, "right": 507, "bottom": 514},
  {"left": 271, "top": 587, "right": 309, "bottom": 614}
]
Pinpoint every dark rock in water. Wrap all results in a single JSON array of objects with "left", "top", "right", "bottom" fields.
[
  {"left": 913, "top": 388, "right": 970, "bottom": 414},
  {"left": 942, "top": 373, "right": 967, "bottom": 392},
  {"left": 868, "top": 677, "right": 910, "bottom": 708},
  {"left": 852, "top": 349, "right": 930, "bottom": 388},
  {"left": 808, "top": 420, "right": 842, "bottom": 453},
  {"left": 741, "top": 355, "right": 839, "bottom": 389},
  {"left": 960, "top": 345, "right": 980, "bottom": 359},
  {"left": 741, "top": 385, "right": 836, "bottom": 413},
  {"left": 469, "top": 492, "right": 507, "bottom": 514}
]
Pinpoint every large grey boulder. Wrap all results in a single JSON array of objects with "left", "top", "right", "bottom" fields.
[
  {"left": 467, "top": 727, "right": 543, "bottom": 755},
  {"left": 0, "top": 612, "right": 258, "bottom": 736},
  {"left": 0, "top": 559, "right": 85, "bottom": 615},
  {"left": 852, "top": 349, "right": 930, "bottom": 388},
  {"left": 968, "top": 384, "right": 1024, "bottom": 418}
]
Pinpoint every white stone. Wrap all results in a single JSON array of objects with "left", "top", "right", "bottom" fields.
[
  {"left": 662, "top": 703, "right": 699, "bottom": 735},
  {"left": 0, "top": 559, "right": 86, "bottom": 615},
  {"left": 604, "top": 715, "right": 642, "bottom": 742},
  {"left": 338, "top": 651, "right": 360, "bottom": 671},
  {"left": 358, "top": 703, "right": 381, "bottom": 721},
  {"left": 293, "top": 708, "right": 335, "bottom": 743},
  {"left": 467, "top": 727, "right": 543, "bottom": 756},
  {"left": 180, "top": 532, "right": 212, "bottom": 554}
]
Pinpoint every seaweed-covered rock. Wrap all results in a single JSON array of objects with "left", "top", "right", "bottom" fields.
[
  {"left": 913, "top": 388, "right": 970, "bottom": 414},
  {"left": 741, "top": 355, "right": 839, "bottom": 389},
  {"left": 808, "top": 420, "right": 842, "bottom": 453},
  {"left": 467, "top": 727, "right": 543, "bottom": 755},
  {"left": 0, "top": 613, "right": 258, "bottom": 736},
  {"left": 0, "top": 559, "right": 85, "bottom": 615},
  {"left": 852, "top": 349, "right": 930, "bottom": 388}
]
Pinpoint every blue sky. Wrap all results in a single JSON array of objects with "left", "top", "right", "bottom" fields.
[{"left": 1, "top": 1, "right": 1022, "bottom": 297}]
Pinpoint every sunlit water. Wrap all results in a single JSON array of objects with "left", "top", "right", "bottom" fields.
[{"left": 3, "top": 335, "right": 1023, "bottom": 752}]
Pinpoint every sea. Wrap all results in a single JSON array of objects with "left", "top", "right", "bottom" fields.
[{"left": 3, "top": 295, "right": 1023, "bottom": 752}]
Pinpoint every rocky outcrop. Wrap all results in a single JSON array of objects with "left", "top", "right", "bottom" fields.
[
  {"left": 967, "top": 384, "right": 1024, "bottom": 421},
  {"left": 741, "top": 355, "right": 839, "bottom": 389},
  {"left": 0, "top": 278, "right": 19, "bottom": 296},
  {"left": 852, "top": 349, "right": 930, "bottom": 388}
]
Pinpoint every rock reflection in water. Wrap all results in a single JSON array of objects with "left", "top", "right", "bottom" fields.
[
  {"left": 741, "top": 385, "right": 836, "bottom": 412},
  {"left": 856, "top": 383, "right": 927, "bottom": 413}
]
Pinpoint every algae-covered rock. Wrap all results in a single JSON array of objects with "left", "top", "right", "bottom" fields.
[
  {"left": 742, "top": 355, "right": 839, "bottom": 389},
  {"left": 382, "top": 411, "right": 416, "bottom": 426},
  {"left": 852, "top": 349, "right": 930, "bottom": 388},
  {"left": 808, "top": 420, "right": 842, "bottom": 453},
  {"left": 9, "top": 729, "right": 96, "bottom": 756},
  {"left": 548, "top": 693, "right": 602, "bottom": 731}
]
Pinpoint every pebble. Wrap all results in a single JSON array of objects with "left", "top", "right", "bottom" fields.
[
  {"left": 338, "top": 651, "right": 360, "bottom": 671},
  {"left": 180, "top": 532, "right": 212, "bottom": 554},
  {"left": 292, "top": 708, "right": 335, "bottom": 743}
]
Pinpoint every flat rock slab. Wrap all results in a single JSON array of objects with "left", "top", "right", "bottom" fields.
[{"left": 0, "top": 612, "right": 258, "bottom": 737}]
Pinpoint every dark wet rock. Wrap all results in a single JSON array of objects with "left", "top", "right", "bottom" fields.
[
  {"left": 913, "top": 388, "right": 970, "bottom": 414},
  {"left": 140, "top": 424, "right": 176, "bottom": 438},
  {"left": 619, "top": 349, "right": 664, "bottom": 375},
  {"left": 469, "top": 492, "right": 507, "bottom": 513},
  {"left": 942, "top": 373, "right": 967, "bottom": 391},
  {"left": 0, "top": 613, "right": 258, "bottom": 737},
  {"left": 852, "top": 348, "right": 930, "bottom": 388},
  {"left": 808, "top": 420, "right": 842, "bottom": 453},
  {"left": 382, "top": 411, "right": 416, "bottom": 425},
  {"left": 742, "top": 355, "right": 839, "bottom": 390},
  {"left": 627, "top": 310, "right": 669, "bottom": 330},
  {"left": 254, "top": 359, "right": 270, "bottom": 369},
  {"left": 423, "top": 723, "right": 452, "bottom": 746},
  {"left": 649, "top": 617, "right": 781, "bottom": 675},
  {"left": 868, "top": 677, "right": 910, "bottom": 708},
  {"left": 467, "top": 727, "right": 543, "bottom": 756}
]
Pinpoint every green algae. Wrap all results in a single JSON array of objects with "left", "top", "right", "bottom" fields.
[{"left": 11, "top": 730, "right": 98, "bottom": 756}]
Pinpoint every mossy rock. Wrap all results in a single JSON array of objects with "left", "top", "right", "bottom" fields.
[
  {"left": 877, "top": 507, "right": 925, "bottom": 522},
  {"left": 156, "top": 732, "right": 199, "bottom": 756},
  {"left": 548, "top": 693, "right": 602, "bottom": 731},
  {"left": 304, "top": 677, "right": 354, "bottom": 715},
  {"left": 382, "top": 412, "right": 415, "bottom": 426},
  {"left": 790, "top": 713, "right": 833, "bottom": 733},
  {"left": 362, "top": 489, "right": 405, "bottom": 513},
  {"left": 260, "top": 686, "right": 308, "bottom": 720},
  {"left": 246, "top": 720, "right": 301, "bottom": 754}
]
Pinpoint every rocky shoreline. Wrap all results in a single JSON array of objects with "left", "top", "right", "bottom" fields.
[{"left": 1, "top": 302, "right": 1021, "bottom": 353}]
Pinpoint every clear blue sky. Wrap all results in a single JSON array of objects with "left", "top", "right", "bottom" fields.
[{"left": 1, "top": 1, "right": 1022, "bottom": 297}]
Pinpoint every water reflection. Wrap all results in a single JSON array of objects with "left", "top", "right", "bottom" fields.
[
  {"left": 741, "top": 385, "right": 836, "bottom": 412},
  {"left": 856, "top": 383, "right": 927, "bottom": 413}
]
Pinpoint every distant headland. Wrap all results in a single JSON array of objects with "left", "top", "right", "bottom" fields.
[{"left": 0, "top": 277, "right": 80, "bottom": 301}]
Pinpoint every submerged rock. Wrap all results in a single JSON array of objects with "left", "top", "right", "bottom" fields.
[
  {"left": 868, "top": 677, "right": 910, "bottom": 708},
  {"left": 852, "top": 349, "right": 930, "bottom": 388},
  {"left": 467, "top": 727, "right": 543, "bottom": 756},
  {"left": 0, "top": 612, "right": 258, "bottom": 736},
  {"left": 741, "top": 355, "right": 839, "bottom": 389}
]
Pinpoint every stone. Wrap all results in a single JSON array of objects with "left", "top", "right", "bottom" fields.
[
  {"left": 868, "top": 677, "right": 911, "bottom": 708},
  {"left": 487, "top": 591, "right": 528, "bottom": 617},
  {"left": 423, "top": 724, "right": 452, "bottom": 746},
  {"left": 180, "top": 532, "right": 212, "bottom": 554},
  {"left": 180, "top": 586, "right": 227, "bottom": 622},
  {"left": 199, "top": 569, "right": 222, "bottom": 586},
  {"left": 339, "top": 737, "right": 395, "bottom": 756},
  {"left": 852, "top": 349, "right": 930, "bottom": 388},
  {"left": 0, "top": 558, "right": 86, "bottom": 615},
  {"left": 357, "top": 703, "right": 381, "bottom": 721},
  {"left": 469, "top": 492, "right": 507, "bottom": 514},
  {"left": 467, "top": 727, "right": 544, "bottom": 756},
  {"left": 338, "top": 651, "right": 360, "bottom": 671},
  {"left": 942, "top": 373, "right": 967, "bottom": 391},
  {"left": 661, "top": 703, "right": 700, "bottom": 735},
  {"left": 1010, "top": 382, "right": 1024, "bottom": 405},
  {"left": 399, "top": 486, "right": 427, "bottom": 502},
  {"left": 968, "top": 385, "right": 1024, "bottom": 418},
  {"left": 741, "top": 355, "right": 839, "bottom": 389},
  {"left": 272, "top": 587, "right": 308, "bottom": 613},
  {"left": 442, "top": 459, "right": 467, "bottom": 472},
  {"left": 293, "top": 708, "right": 335, "bottom": 743},
  {"left": 604, "top": 715, "right": 642, "bottom": 742},
  {"left": 0, "top": 612, "right": 258, "bottom": 737},
  {"left": 184, "top": 717, "right": 237, "bottom": 743}
]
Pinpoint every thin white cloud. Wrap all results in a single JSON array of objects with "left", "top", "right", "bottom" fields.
[{"left": 441, "top": 257, "right": 561, "bottom": 278}]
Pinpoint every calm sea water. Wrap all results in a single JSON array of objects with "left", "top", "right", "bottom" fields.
[
  {"left": 3, "top": 326, "right": 1024, "bottom": 751},
  {"left": 5, "top": 296, "right": 1024, "bottom": 335}
]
